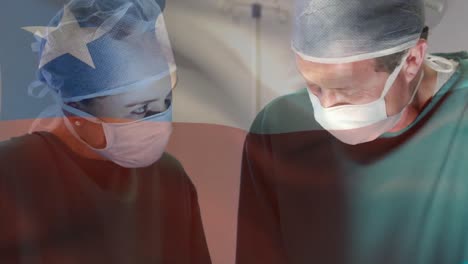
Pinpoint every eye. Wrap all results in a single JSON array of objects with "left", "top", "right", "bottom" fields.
[{"left": 131, "top": 104, "right": 149, "bottom": 115}]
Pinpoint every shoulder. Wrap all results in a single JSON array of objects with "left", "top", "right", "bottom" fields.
[
  {"left": 436, "top": 52, "right": 468, "bottom": 91},
  {"left": 153, "top": 152, "right": 197, "bottom": 192},
  {"left": 436, "top": 51, "right": 468, "bottom": 63},
  {"left": 156, "top": 152, "right": 187, "bottom": 177},
  {"left": 425, "top": 52, "right": 468, "bottom": 141},
  {"left": 0, "top": 133, "right": 63, "bottom": 195},
  {"left": 250, "top": 88, "right": 320, "bottom": 135},
  {"left": 431, "top": 52, "right": 468, "bottom": 105},
  {"left": 0, "top": 133, "right": 52, "bottom": 166},
  {"left": 453, "top": 52, "right": 468, "bottom": 90},
  {"left": 0, "top": 134, "right": 59, "bottom": 245}
]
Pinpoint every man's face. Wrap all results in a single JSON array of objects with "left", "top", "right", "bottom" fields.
[{"left": 295, "top": 55, "right": 410, "bottom": 116}]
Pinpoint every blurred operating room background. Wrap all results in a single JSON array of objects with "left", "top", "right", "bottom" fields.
[{"left": 1, "top": 0, "right": 467, "bottom": 263}]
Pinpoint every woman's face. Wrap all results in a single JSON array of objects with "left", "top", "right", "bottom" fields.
[{"left": 65, "top": 76, "right": 174, "bottom": 149}]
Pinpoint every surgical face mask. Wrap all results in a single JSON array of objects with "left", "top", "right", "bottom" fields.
[
  {"left": 62, "top": 103, "right": 173, "bottom": 168},
  {"left": 307, "top": 52, "right": 424, "bottom": 145}
]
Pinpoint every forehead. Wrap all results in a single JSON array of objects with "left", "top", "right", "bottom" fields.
[{"left": 296, "top": 55, "right": 377, "bottom": 80}]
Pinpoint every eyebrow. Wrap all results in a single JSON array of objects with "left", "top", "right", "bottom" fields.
[{"left": 125, "top": 98, "right": 159, "bottom": 108}]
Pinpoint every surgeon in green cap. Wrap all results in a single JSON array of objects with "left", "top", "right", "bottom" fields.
[{"left": 236, "top": 0, "right": 468, "bottom": 263}]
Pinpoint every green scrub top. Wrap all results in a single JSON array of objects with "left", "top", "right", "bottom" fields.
[{"left": 236, "top": 52, "right": 468, "bottom": 264}]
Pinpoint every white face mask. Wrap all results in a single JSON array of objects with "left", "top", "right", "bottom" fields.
[
  {"left": 307, "top": 52, "right": 425, "bottom": 145},
  {"left": 62, "top": 103, "right": 173, "bottom": 168}
]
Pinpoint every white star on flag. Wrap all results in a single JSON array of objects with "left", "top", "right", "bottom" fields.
[{"left": 23, "top": 6, "right": 110, "bottom": 69}]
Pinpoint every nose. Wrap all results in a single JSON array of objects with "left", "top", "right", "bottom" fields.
[{"left": 318, "top": 90, "right": 345, "bottom": 108}]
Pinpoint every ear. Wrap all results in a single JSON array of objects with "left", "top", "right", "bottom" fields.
[{"left": 402, "top": 39, "right": 428, "bottom": 83}]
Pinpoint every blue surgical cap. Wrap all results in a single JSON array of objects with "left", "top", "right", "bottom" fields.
[
  {"left": 292, "top": 0, "right": 426, "bottom": 63},
  {"left": 35, "top": 0, "right": 176, "bottom": 102}
]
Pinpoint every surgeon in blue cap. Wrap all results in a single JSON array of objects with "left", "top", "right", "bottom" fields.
[
  {"left": 0, "top": 0, "right": 211, "bottom": 263},
  {"left": 236, "top": 0, "right": 468, "bottom": 263}
]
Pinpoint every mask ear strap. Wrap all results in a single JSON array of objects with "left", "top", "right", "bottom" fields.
[
  {"left": 407, "top": 70, "right": 425, "bottom": 106},
  {"left": 61, "top": 110, "right": 111, "bottom": 151},
  {"left": 380, "top": 51, "right": 410, "bottom": 99}
]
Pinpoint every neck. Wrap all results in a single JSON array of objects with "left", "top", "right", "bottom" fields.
[
  {"left": 52, "top": 121, "right": 107, "bottom": 161},
  {"left": 388, "top": 64, "right": 438, "bottom": 133}
]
